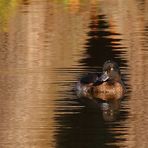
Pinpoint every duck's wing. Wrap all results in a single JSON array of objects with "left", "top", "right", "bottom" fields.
[{"left": 80, "top": 73, "right": 99, "bottom": 84}]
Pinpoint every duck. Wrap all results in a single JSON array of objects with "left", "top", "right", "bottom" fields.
[{"left": 76, "top": 60, "right": 126, "bottom": 100}]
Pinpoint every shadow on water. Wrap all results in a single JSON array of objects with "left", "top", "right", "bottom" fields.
[
  {"left": 80, "top": 15, "right": 127, "bottom": 68},
  {"left": 55, "top": 14, "right": 130, "bottom": 148},
  {"left": 55, "top": 98, "right": 128, "bottom": 148}
]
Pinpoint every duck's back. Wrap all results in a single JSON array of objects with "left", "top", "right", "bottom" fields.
[
  {"left": 80, "top": 73, "right": 99, "bottom": 84},
  {"left": 76, "top": 73, "right": 101, "bottom": 98}
]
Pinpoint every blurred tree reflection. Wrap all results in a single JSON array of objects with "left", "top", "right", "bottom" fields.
[{"left": 0, "top": 0, "right": 20, "bottom": 31}]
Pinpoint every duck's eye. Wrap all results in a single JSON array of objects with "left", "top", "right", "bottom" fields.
[{"left": 110, "top": 67, "right": 114, "bottom": 71}]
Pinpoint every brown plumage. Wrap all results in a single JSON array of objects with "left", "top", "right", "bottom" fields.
[
  {"left": 91, "top": 60, "right": 126, "bottom": 100},
  {"left": 76, "top": 60, "right": 126, "bottom": 100},
  {"left": 92, "top": 81, "right": 125, "bottom": 100}
]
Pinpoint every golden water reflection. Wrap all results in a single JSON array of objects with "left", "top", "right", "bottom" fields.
[{"left": 0, "top": 0, "right": 147, "bottom": 148}]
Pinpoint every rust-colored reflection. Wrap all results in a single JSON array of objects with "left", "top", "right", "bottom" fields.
[
  {"left": 0, "top": 1, "right": 57, "bottom": 147},
  {"left": 0, "top": 0, "right": 97, "bottom": 148}
]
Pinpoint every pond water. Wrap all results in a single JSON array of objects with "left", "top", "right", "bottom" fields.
[{"left": 0, "top": 0, "right": 148, "bottom": 148}]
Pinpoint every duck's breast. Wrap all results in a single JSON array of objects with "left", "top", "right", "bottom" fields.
[{"left": 92, "top": 82, "right": 124, "bottom": 100}]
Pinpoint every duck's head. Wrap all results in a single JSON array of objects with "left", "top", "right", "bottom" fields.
[{"left": 100, "top": 60, "right": 121, "bottom": 82}]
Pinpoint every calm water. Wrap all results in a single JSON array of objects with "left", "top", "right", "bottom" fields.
[{"left": 0, "top": 0, "right": 148, "bottom": 148}]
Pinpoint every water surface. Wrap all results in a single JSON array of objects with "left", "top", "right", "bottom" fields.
[{"left": 0, "top": 0, "right": 148, "bottom": 148}]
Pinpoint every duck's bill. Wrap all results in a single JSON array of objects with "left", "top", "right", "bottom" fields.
[{"left": 100, "top": 71, "right": 109, "bottom": 82}]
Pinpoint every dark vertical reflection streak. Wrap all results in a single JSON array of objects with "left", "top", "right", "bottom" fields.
[
  {"left": 55, "top": 13, "right": 130, "bottom": 148},
  {"left": 80, "top": 15, "right": 127, "bottom": 68}
]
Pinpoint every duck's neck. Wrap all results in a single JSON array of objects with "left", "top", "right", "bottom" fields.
[{"left": 107, "top": 77, "right": 121, "bottom": 85}]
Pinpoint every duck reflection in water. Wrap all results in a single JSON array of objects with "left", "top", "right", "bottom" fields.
[
  {"left": 100, "top": 99, "right": 121, "bottom": 121},
  {"left": 76, "top": 60, "right": 126, "bottom": 121},
  {"left": 78, "top": 97, "right": 121, "bottom": 121}
]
